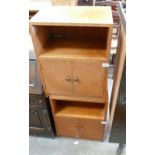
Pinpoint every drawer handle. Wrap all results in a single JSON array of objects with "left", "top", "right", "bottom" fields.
[
  {"left": 65, "top": 77, "right": 71, "bottom": 81},
  {"left": 74, "top": 77, "right": 79, "bottom": 82}
]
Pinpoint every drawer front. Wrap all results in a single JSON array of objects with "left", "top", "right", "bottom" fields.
[{"left": 55, "top": 117, "right": 105, "bottom": 140}]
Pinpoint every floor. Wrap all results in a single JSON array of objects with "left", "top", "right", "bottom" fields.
[{"left": 29, "top": 136, "right": 126, "bottom": 155}]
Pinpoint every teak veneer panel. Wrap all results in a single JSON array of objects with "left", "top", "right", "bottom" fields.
[{"left": 30, "top": 6, "right": 113, "bottom": 27}]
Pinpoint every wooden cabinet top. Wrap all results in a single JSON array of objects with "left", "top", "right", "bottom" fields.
[{"left": 30, "top": 6, "right": 113, "bottom": 27}]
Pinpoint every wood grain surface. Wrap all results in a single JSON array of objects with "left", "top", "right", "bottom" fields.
[{"left": 30, "top": 6, "right": 113, "bottom": 27}]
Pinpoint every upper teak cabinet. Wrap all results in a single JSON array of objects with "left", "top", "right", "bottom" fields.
[{"left": 29, "top": 6, "right": 113, "bottom": 103}]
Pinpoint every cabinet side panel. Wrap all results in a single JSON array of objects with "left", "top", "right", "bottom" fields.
[{"left": 30, "top": 25, "right": 50, "bottom": 58}]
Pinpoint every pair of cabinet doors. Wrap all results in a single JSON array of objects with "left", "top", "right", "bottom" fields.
[{"left": 39, "top": 58, "right": 107, "bottom": 99}]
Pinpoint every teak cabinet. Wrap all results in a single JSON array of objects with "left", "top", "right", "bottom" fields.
[{"left": 30, "top": 6, "right": 113, "bottom": 141}]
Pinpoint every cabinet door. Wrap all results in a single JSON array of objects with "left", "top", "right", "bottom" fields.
[
  {"left": 39, "top": 58, "right": 73, "bottom": 96},
  {"left": 73, "top": 61, "right": 106, "bottom": 99}
]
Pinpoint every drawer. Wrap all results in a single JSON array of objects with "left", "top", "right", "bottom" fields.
[{"left": 55, "top": 116, "right": 105, "bottom": 140}]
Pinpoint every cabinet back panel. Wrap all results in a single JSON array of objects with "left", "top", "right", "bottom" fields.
[
  {"left": 48, "top": 26, "right": 109, "bottom": 47},
  {"left": 49, "top": 26, "right": 108, "bottom": 39}
]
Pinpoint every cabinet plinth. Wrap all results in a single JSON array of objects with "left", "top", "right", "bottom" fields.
[{"left": 30, "top": 6, "right": 113, "bottom": 141}]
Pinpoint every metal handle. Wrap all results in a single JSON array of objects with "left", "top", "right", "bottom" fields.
[
  {"left": 101, "top": 63, "right": 109, "bottom": 68},
  {"left": 74, "top": 77, "right": 79, "bottom": 82},
  {"left": 101, "top": 121, "right": 107, "bottom": 125},
  {"left": 65, "top": 77, "right": 71, "bottom": 81}
]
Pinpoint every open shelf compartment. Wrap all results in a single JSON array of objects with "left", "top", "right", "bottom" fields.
[
  {"left": 32, "top": 25, "right": 110, "bottom": 60},
  {"left": 51, "top": 99, "right": 107, "bottom": 120}
]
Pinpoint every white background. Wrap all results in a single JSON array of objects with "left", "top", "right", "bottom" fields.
[{"left": 0, "top": 0, "right": 155, "bottom": 154}]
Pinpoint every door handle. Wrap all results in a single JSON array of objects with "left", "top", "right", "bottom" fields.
[
  {"left": 74, "top": 77, "right": 79, "bottom": 82},
  {"left": 65, "top": 77, "right": 71, "bottom": 81}
]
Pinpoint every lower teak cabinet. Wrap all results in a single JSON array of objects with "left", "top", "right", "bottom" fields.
[
  {"left": 30, "top": 7, "right": 113, "bottom": 140},
  {"left": 50, "top": 99, "right": 107, "bottom": 140}
]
